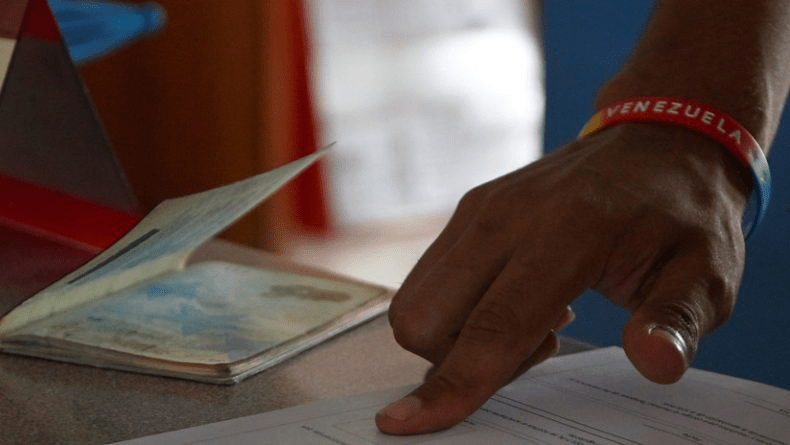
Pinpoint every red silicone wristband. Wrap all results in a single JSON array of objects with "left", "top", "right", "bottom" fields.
[{"left": 577, "top": 96, "right": 771, "bottom": 239}]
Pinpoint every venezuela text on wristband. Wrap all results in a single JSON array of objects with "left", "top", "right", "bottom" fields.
[{"left": 577, "top": 96, "right": 771, "bottom": 240}]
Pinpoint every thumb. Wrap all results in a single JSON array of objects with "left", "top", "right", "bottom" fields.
[
  {"left": 622, "top": 252, "right": 733, "bottom": 384},
  {"left": 623, "top": 312, "right": 691, "bottom": 384}
]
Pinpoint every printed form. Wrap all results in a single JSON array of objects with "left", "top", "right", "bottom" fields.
[{"left": 113, "top": 347, "right": 789, "bottom": 445}]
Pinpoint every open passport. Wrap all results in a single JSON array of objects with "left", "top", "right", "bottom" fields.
[{"left": 0, "top": 147, "right": 391, "bottom": 384}]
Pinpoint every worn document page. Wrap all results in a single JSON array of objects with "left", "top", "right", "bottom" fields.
[
  {"left": 8, "top": 262, "right": 386, "bottom": 365},
  {"left": 0, "top": 147, "right": 329, "bottom": 335},
  {"left": 112, "top": 347, "right": 790, "bottom": 445}
]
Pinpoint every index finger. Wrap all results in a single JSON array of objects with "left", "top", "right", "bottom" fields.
[{"left": 376, "top": 239, "right": 596, "bottom": 435}]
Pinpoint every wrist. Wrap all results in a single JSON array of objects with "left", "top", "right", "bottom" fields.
[
  {"left": 592, "top": 121, "right": 752, "bottom": 197},
  {"left": 580, "top": 117, "right": 757, "bottom": 237}
]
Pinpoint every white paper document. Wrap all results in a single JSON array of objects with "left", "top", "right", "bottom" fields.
[{"left": 113, "top": 347, "right": 790, "bottom": 445}]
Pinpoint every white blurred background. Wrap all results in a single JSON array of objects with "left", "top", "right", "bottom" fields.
[{"left": 288, "top": 0, "right": 545, "bottom": 288}]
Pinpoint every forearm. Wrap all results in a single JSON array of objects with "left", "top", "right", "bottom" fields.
[{"left": 596, "top": 0, "right": 790, "bottom": 153}]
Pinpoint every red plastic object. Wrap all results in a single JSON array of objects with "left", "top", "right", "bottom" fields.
[
  {"left": 19, "top": 0, "right": 61, "bottom": 41},
  {"left": 0, "top": 175, "right": 141, "bottom": 252}
]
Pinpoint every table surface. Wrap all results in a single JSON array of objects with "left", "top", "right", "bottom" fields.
[{"left": 0, "top": 233, "right": 591, "bottom": 445}]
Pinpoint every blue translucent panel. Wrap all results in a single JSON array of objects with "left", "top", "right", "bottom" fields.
[{"left": 49, "top": 0, "right": 166, "bottom": 64}]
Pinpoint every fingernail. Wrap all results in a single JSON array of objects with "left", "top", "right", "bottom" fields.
[
  {"left": 554, "top": 307, "right": 576, "bottom": 330},
  {"left": 377, "top": 395, "right": 423, "bottom": 422},
  {"left": 648, "top": 325, "right": 688, "bottom": 360}
]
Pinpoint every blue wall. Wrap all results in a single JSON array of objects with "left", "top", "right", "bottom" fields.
[{"left": 543, "top": 1, "right": 790, "bottom": 388}]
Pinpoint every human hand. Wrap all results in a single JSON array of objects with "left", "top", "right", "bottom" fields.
[{"left": 375, "top": 123, "right": 751, "bottom": 435}]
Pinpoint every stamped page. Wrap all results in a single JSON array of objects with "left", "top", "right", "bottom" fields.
[
  {"left": 0, "top": 147, "right": 329, "bottom": 335},
  {"left": 9, "top": 261, "right": 387, "bottom": 367}
]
